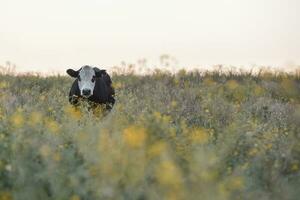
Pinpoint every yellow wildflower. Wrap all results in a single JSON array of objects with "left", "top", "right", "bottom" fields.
[
  {"left": 76, "top": 131, "right": 88, "bottom": 143},
  {"left": 229, "top": 176, "right": 244, "bottom": 190},
  {"left": 226, "top": 80, "right": 239, "bottom": 90},
  {"left": 39, "top": 145, "right": 51, "bottom": 157},
  {"left": 0, "top": 107, "right": 3, "bottom": 120},
  {"left": 281, "top": 79, "right": 297, "bottom": 95},
  {"left": 265, "top": 143, "right": 272, "bottom": 150},
  {"left": 112, "top": 82, "right": 123, "bottom": 89},
  {"left": 147, "top": 141, "right": 166, "bottom": 158},
  {"left": 199, "top": 170, "right": 218, "bottom": 182},
  {"left": 203, "top": 78, "right": 216, "bottom": 86},
  {"left": 10, "top": 111, "right": 24, "bottom": 127},
  {"left": 45, "top": 119, "right": 60, "bottom": 134},
  {"left": 0, "top": 191, "right": 12, "bottom": 200},
  {"left": 153, "top": 111, "right": 162, "bottom": 120},
  {"left": 291, "top": 163, "right": 299, "bottom": 171},
  {"left": 0, "top": 133, "right": 5, "bottom": 141},
  {"left": 123, "top": 126, "right": 147, "bottom": 148},
  {"left": 241, "top": 162, "right": 249, "bottom": 170},
  {"left": 98, "top": 130, "right": 112, "bottom": 153},
  {"left": 173, "top": 78, "right": 180, "bottom": 85},
  {"left": 171, "top": 100, "right": 177, "bottom": 107},
  {"left": 189, "top": 128, "right": 209, "bottom": 144},
  {"left": 70, "top": 195, "right": 80, "bottom": 200},
  {"left": 156, "top": 161, "right": 182, "bottom": 188},
  {"left": 28, "top": 111, "right": 43, "bottom": 126},
  {"left": 219, "top": 176, "right": 245, "bottom": 195},
  {"left": 53, "top": 152, "right": 61, "bottom": 162},
  {"left": 64, "top": 105, "right": 81, "bottom": 120},
  {"left": 0, "top": 81, "right": 9, "bottom": 89},
  {"left": 248, "top": 148, "right": 258, "bottom": 156},
  {"left": 39, "top": 95, "right": 46, "bottom": 101},
  {"left": 254, "top": 85, "right": 265, "bottom": 96},
  {"left": 162, "top": 115, "right": 171, "bottom": 123}
]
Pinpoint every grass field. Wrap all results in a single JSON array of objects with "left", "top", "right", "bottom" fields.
[{"left": 0, "top": 67, "right": 300, "bottom": 200}]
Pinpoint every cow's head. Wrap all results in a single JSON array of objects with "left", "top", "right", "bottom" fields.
[{"left": 66, "top": 65, "right": 104, "bottom": 98}]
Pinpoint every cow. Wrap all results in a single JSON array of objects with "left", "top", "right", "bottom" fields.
[{"left": 66, "top": 65, "right": 115, "bottom": 110}]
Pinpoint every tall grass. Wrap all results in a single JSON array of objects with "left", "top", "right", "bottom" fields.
[{"left": 0, "top": 68, "right": 300, "bottom": 200}]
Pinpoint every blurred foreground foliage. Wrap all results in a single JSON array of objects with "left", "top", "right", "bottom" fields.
[{"left": 0, "top": 68, "right": 300, "bottom": 200}]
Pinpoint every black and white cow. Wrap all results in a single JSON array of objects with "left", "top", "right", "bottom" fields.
[{"left": 66, "top": 65, "right": 115, "bottom": 110}]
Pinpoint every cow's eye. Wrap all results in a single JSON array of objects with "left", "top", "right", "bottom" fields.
[{"left": 91, "top": 77, "right": 95, "bottom": 83}]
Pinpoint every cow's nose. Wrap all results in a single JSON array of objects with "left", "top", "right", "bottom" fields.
[{"left": 82, "top": 89, "right": 91, "bottom": 96}]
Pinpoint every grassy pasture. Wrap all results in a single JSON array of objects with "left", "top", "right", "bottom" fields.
[{"left": 0, "top": 68, "right": 300, "bottom": 200}]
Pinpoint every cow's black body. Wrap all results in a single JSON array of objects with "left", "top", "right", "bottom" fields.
[{"left": 68, "top": 68, "right": 115, "bottom": 110}]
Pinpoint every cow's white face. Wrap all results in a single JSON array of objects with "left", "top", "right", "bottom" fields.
[
  {"left": 67, "top": 66, "right": 98, "bottom": 98},
  {"left": 77, "top": 66, "right": 96, "bottom": 98},
  {"left": 67, "top": 66, "right": 106, "bottom": 98}
]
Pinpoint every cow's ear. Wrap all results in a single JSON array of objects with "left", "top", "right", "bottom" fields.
[
  {"left": 95, "top": 69, "right": 106, "bottom": 77},
  {"left": 66, "top": 69, "right": 79, "bottom": 78}
]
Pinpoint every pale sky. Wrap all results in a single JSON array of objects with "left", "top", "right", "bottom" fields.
[{"left": 0, "top": 0, "right": 299, "bottom": 73}]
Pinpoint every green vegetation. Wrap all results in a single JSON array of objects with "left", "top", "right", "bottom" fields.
[{"left": 0, "top": 68, "right": 300, "bottom": 200}]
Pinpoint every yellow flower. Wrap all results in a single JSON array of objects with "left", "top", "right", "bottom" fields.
[
  {"left": 199, "top": 169, "right": 218, "bottom": 182},
  {"left": 189, "top": 128, "right": 209, "bottom": 144},
  {"left": 45, "top": 119, "right": 60, "bottom": 134},
  {"left": 0, "top": 191, "right": 12, "bottom": 200},
  {"left": 28, "top": 111, "right": 43, "bottom": 126},
  {"left": 64, "top": 105, "right": 81, "bottom": 120},
  {"left": 254, "top": 85, "right": 265, "bottom": 96},
  {"left": 156, "top": 161, "right": 182, "bottom": 188},
  {"left": 291, "top": 163, "right": 299, "bottom": 171},
  {"left": 229, "top": 176, "right": 244, "bottom": 190},
  {"left": 10, "top": 112, "right": 24, "bottom": 127},
  {"left": 248, "top": 148, "right": 258, "bottom": 156},
  {"left": 39, "top": 95, "right": 46, "bottom": 101},
  {"left": 281, "top": 79, "right": 297, "bottom": 95},
  {"left": 147, "top": 141, "right": 166, "bottom": 158},
  {"left": 112, "top": 82, "right": 123, "bottom": 89},
  {"left": 123, "top": 126, "right": 147, "bottom": 148},
  {"left": 169, "top": 127, "right": 176, "bottom": 138},
  {"left": 153, "top": 111, "right": 162, "bottom": 120},
  {"left": 173, "top": 78, "right": 180, "bottom": 85},
  {"left": 98, "top": 130, "right": 112, "bottom": 153},
  {"left": 265, "top": 143, "right": 272, "bottom": 150},
  {"left": 53, "top": 152, "right": 61, "bottom": 162},
  {"left": 70, "top": 195, "right": 80, "bottom": 200},
  {"left": 218, "top": 183, "right": 229, "bottom": 199},
  {"left": 219, "top": 176, "right": 245, "bottom": 195},
  {"left": 226, "top": 80, "right": 239, "bottom": 90},
  {"left": 170, "top": 100, "right": 177, "bottom": 108},
  {"left": 0, "top": 81, "right": 9, "bottom": 89},
  {"left": 162, "top": 115, "right": 171, "bottom": 123},
  {"left": 39, "top": 145, "right": 51, "bottom": 157},
  {"left": 203, "top": 78, "right": 216, "bottom": 86},
  {"left": 76, "top": 131, "right": 88, "bottom": 143},
  {"left": 0, "top": 133, "right": 5, "bottom": 141},
  {"left": 241, "top": 162, "right": 249, "bottom": 170},
  {"left": 0, "top": 107, "right": 4, "bottom": 120},
  {"left": 88, "top": 165, "right": 100, "bottom": 177},
  {"left": 177, "top": 69, "right": 186, "bottom": 77}
]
